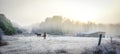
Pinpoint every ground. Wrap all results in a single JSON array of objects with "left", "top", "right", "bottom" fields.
[{"left": 0, "top": 35, "right": 117, "bottom": 54}]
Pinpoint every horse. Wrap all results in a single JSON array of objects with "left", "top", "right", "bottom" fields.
[{"left": 35, "top": 33, "right": 41, "bottom": 37}]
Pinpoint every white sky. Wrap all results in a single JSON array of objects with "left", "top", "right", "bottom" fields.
[{"left": 0, "top": 0, "right": 120, "bottom": 26}]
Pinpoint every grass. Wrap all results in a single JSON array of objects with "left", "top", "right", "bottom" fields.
[{"left": 81, "top": 41, "right": 120, "bottom": 54}]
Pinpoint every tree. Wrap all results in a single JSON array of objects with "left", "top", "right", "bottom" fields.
[{"left": 0, "top": 14, "right": 15, "bottom": 35}]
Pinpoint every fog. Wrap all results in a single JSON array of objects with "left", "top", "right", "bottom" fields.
[{"left": 31, "top": 16, "right": 120, "bottom": 36}]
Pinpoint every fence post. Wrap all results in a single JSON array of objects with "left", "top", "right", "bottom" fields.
[
  {"left": 98, "top": 34, "right": 102, "bottom": 46},
  {"left": 0, "top": 29, "right": 2, "bottom": 41},
  {"left": 0, "top": 33, "right": 2, "bottom": 41},
  {"left": 110, "top": 37, "right": 112, "bottom": 44}
]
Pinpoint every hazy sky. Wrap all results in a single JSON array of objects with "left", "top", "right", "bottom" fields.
[{"left": 0, "top": 0, "right": 120, "bottom": 26}]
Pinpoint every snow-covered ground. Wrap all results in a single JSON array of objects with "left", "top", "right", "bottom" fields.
[{"left": 0, "top": 35, "right": 118, "bottom": 54}]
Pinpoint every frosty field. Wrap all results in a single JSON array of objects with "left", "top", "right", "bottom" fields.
[{"left": 0, "top": 35, "right": 116, "bottom": 54}]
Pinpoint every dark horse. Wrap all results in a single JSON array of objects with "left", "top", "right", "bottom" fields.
[{"left": 35, "top": 33, "right": 41, "bottom": 37}]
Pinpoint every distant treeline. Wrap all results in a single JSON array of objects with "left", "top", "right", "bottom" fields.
[
  {"left": 0, "top": 14, "right": 120, "bottom": 36},
  {"left": 31, "top": 16, "right": 120, "bottom": 36}
]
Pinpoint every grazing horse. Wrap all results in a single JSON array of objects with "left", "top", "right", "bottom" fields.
[{"left": 35, "top": 33, "right": 41, "bottom": 37}]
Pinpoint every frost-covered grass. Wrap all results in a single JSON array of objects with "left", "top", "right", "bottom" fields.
[
  {"left": 0, "top": 35, "right": 119, "bottom": 54},
  {"left": 81, "top": 40, "right": 120, "bottom": 54}
]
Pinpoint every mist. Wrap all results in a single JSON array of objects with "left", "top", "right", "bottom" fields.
[{"left": 31, "top": 16, "right": 120, "bottom": 36}]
